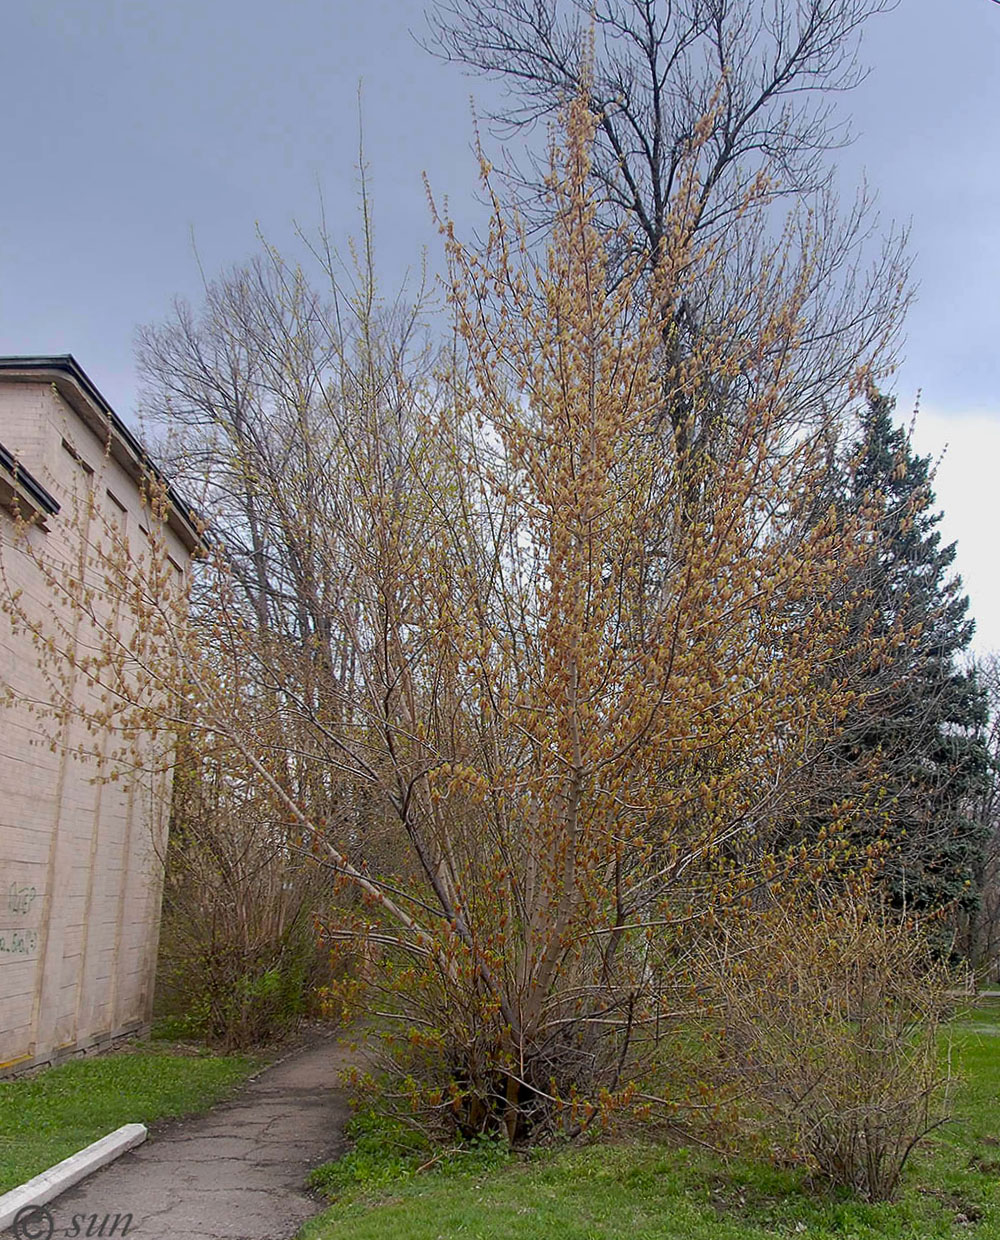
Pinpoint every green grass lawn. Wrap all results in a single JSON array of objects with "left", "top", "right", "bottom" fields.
[
  {"left": 0, "top": 1042, "right": 262, "bottom": 1194},
  {"left": 302, "top": 1018, "right": 1000, "bottom": 1240}
]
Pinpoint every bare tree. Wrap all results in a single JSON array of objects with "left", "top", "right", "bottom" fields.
[
  {"left": 133, "top": 220, "right": 448, "bottom": 1046},
  {"left": 136, "top": 236, "right": 436, "bottom": 670},
  {"left": 425, "top": 0, "right": 908, "bottom": 452},
  {"left": 965, "top": 653, "right": 1000, "bottom": 977}
]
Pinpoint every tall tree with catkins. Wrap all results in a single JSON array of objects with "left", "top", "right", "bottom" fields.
[
  {"left": 312, "top": 96, "right": 892, "bottom": 1137},
  {"left": 4, "top": 93, "right": 894, "bottom": 1141}
]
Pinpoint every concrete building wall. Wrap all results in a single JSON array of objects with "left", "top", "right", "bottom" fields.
[{"left": 0, "top": 367, "right": 192, "bottom": 1074}]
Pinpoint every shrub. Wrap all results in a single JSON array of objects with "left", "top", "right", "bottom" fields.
[
  {"left": 708, "top": 893, "right": 955, "bottom": 1201},
  {"left": 154, "top": 748, "right": 333, "bottom": 1049}
]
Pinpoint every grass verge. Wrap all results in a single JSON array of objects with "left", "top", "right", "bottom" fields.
[
  {"left": 302, "top": 1017, "right": 1000, "bottom": 1240},
  {"left": 0, "top": 1041, "right": 262, "bottom": 1194}
]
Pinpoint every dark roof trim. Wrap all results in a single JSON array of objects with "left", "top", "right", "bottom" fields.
[
  {"left": 0, "top": 440, "right": 60, "bottom": 516},
  {"left": 0, "top": 355, "right": 202, "bottom": 553}
]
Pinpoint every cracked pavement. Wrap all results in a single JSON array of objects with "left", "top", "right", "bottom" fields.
[{"left": 4, "top": 1034, "right": 352, "bottom": 1240}]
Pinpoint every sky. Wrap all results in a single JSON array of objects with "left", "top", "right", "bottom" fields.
[{"left": 0, "top": 0, "right": 998, "bottom": 648}]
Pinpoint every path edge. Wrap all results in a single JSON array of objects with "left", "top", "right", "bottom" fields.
[{"left": 0, "top": 1123, "right": 147, "bottom": 1230}]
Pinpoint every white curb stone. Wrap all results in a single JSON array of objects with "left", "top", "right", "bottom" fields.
[{"left": 0, "top": 1124, "right": 147, "bottom": 1231}]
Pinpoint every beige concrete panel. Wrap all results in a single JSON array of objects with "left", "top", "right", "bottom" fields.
[{"left": 1, "top": 368, "right": 188, "bottom": 1073}]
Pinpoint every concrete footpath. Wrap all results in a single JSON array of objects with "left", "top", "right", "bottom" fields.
[{"left": 3, "top": 1034, "right": 352, "bottom": 1240}]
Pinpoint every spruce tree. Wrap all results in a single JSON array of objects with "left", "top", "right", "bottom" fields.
[{"left": 845, "top": 394, "right": 989, "bottom": 923}]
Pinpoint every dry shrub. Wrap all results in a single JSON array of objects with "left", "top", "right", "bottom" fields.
[
  {"left": 156, "top": 747, "right": 334, "bottom": 1049},
  {"left": 709, "top": 893, "right": 955, "bottom": 1201}
]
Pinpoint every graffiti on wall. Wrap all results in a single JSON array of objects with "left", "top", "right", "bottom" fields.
[{"left": 0, "top": 881, "right": 40, "bottom": 958}]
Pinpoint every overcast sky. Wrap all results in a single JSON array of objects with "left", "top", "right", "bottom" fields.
[{"left": 1, "top": 0, "right": 997, "bottom": 648}]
